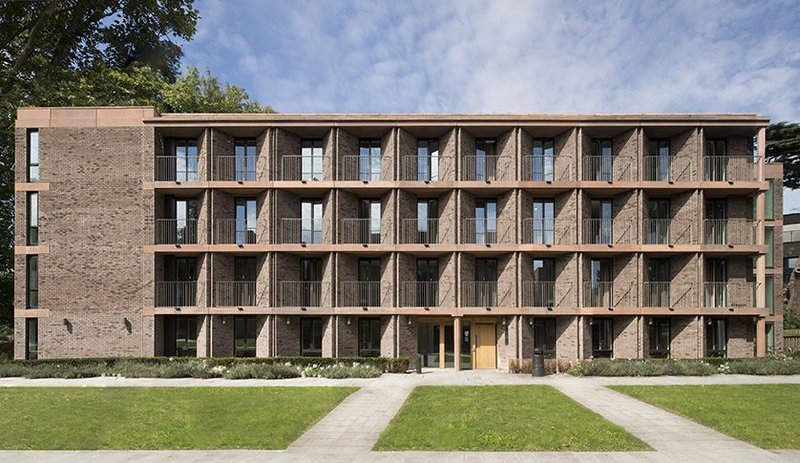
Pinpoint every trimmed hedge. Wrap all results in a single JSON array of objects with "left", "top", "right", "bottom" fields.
[
  {"left": 0, "top": 356, "right": 409, "bottom": 379},
  {"left": 568, "top": 357, "right": 800, "bottom": 377}
]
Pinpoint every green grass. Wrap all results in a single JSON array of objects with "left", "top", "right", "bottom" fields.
[
  {"left": 612, "top": 385, "right": 800, "bottom": 449},
  {"left": 375, "top": 385, "right": 649, "bottom": 451},
  {"left": 0, "top": 387, "right": 356, "bottom": 450}
]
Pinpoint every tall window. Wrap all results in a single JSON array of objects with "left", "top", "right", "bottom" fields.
[
  {"left": 533, "top": 318, "right": 556, "bottom": 358},
  {"left": 589, "top": 199, "right": 613, "bottom": 244},
  {"left": 26, "top": 255, "right": 38, "bottom": 309},
  {"left": 647, "top": 139, "right": 670, "bottom": 181},
  {"left": 646, "top": 199, "right": 670, "bottom": 244},
  {"left": 416, "top": 199, "right": 439, "bottom": 244},
  {"left": 27, "top": 192, "right": 38, "bottom": 246},
  {"left": 532, "top": 258, "right": 555, "bottom": 307},
  {"left": 705, "top": 259, "right": 727, "bottom": 308},
  {"left": 162, "top": 196, "right": 198, "bottom": 245},
  {"left": 234, "top": 138, "right": 257, "bottom": 181},
  {"left": 27, "top": 129, "right": 39, "bottom": 182},
  {"left": 474, "top": 258, "right": 498, "bottom": 306},
  {"left": 591, "top": 317, "right": 613, "bottom": 358},
  {"left": 590, "top": 139, "right": 613, "bottom": 181},
  {"left": 766, "top": 323, "right": 775, "bottom": 355},
  {"left": 359, "top": 139, "right": 381, "bottom": 181},
  {"left": 301, "top": 318, "right": 323, "bottom": 357},
  {"left": 358, "top": 318, "right": 381, "bottom": 357},
  {"left": 174, "top": 316, "right": 198, "bottom": 357},
  {"left": 301, "top": 139, "right": 323, "bottom": 180},
  {"left": 705, "top": 317, "right": 727, "bottom": 357},
  {"left": 359, "top": 199, "right": 381, "bottom": 244},
  {"left": 475, "top": 138, "right": 496, "bottom": 181},
  {"left": 531, "top": 200, "right": 554, "bottom": 244},
  {"left": 417, "top": 139, "right": 439, "bottom": 181},
  {"left": 358, "top": 258, "right": 381, "bottom": 306},
  {"left": 25, "top": 318, "right": 38, "bottom": 360},
  {"left": 165, "top": 138, "right": 199, "bottom": 182},
  {"left": 705, "top": 199, "right": 727, "bottom": 244},
  {"left": 234, "top": 315, "right": 257, "bottom": 357},
  {"left": 646, "top": 259, "right": 671, "bottom": 307},
  {"left": 164, "top": 256, "right": 197, "bottom": 306},
  {"left": 704, "top": 138, "right": 728, "bottom": 181},
  {"left": 235, "top": 198, "right": 257, "bottom": 244},
  {"left": 766, "top": 227, "right": 775, "bottom": 267},
  {"left": 233, "top": 257, "right": 257, "bottom": 306},
  {"left": 766, "top": 180, "right": 775, "bottom": 220},
  {"left": 766, "top": 275, "right": 775, "bottom": 315},
  {"left": 301, "top": 200, "right": 323, "bottom": 244},
  {"left": 416, "top": 258, "right": 439, "bottom": 307},
  {"left": 475, "top": 199, "right": 497, "bottom": 244},
  {"left": 300, "top": 258, "right": 322, "bottom": 307},
  {"left": 531, "top": 139, "right": 554, "bottom": 181},
  {"left": 590, "top": 259, "right": 612, "bottom": 307},
  {"left": 648, "top": 318, "right": 671, "bottom": 358}
]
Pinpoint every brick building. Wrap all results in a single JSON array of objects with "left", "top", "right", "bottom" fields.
[{"left": 13, "top": 107, "right": 784, "bottom": 368}]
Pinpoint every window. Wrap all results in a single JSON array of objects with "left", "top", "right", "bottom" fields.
[
  {"left": 766, "top": 275, "right": 775, "bottom": 315},
  {"left": 705, "top": 317, "right": 727, "bottom": 357},
  {"left": 589, "top": 259, "right": 612, "bottom": 307},
  {"left": 165, "top": 138, "right": 199, "bottom": 182},
  {"left": 26, "top": 255, "right": 38, "bottom": 309},
  {"left": 766, "top": 180, "right": 775, "bottom": 220},
  {"left": 359, "top": 139, "right": 381, "bottom": 181},
  {"left": 766, "top": 227, "right": 774, "bottom": 267},
  {"left": 590, "top": 139, "right": 613, "bottom": 181},
  {"left": 358, "top": 258, "right": 381, "bottom": 306},
  {"left": 359, "top": 199, "right": 381, "bottom": 244},
  {"left": 299, "top": 258, "right": 322, "bottom": 307},
  {"left": 235, "top": 198, "right": 257, "bottom": 244},
  {"left": 589, "top": 199, "right": 613, "bottom": 244},
  {"left": 531, "top": 259, "right": 555, "bottom": 307},
  {"left": 301, "top": 139, "right": 324, "bottom": 180},
  {"left": 531, "top": 200, "right": 554, "bottom": 244},
  {"left": 704, "top": 138, "right": 728, "bottom": 181},
  {"left": 648, "top": 318, "right": 671, "bottom": 358},
  {"left": 705, "top": 259, "right": 727, "bottom": 308},
  {"left": 647, "top": 139, "right": 670, "bottom": 181},
  {"left": 474, "top": 258, "right": 498, "bottom": 306},
  {"left": 591, "top": 317, "right": 613, "bottom": 358},
  {"left": 233, "top": 139, "right": 257, "bottom": 181},
  {"left": 475, "top": 199, "right": 497, "bottom": 244},
  {"left": 25, "top": 318, "right": 38, "bottom": 360},
  {"left": 301, "top": 200, "right": 323, "bottom": 244},
  {"left": 475, "top": 138, "right": 496, "bottom": 181},
  {"left": 705, "top": 199, "right": 727, "bottom": 244},
  {"left": 416, "top": 199, "right": 439, "bottom": 244},
  {"left": 646, "top": 199, "right": 670, "bottom": 244},
  {"left": 163, "top": 196, "right": 198, "bottom": 245},
  {"left": 417, "top": 139, "right": 439, "bottom": 181},
  {"left": 646, "top": 259, "right": 671, "bottom": 307},
  {"left": 27, "top": 192, "right": 38, "bottom": 246},
  {"left": 174, "top": 316, "right": 198, "bottom": 357},
  {"left": 233, "top": 257, "right": 257, "bottom": 306},
  {"left": 416, "top": 258, "right": 439, "bottom": 307},
  {"left": 533, "top": 318, "right": 556, "bottom": 358},
  {"left": 27, "top": 129, "right": 39, "bottom": 182},
  {"left": 358, "top": 318, "right": 381, "bottom": 357},
  {"left": 234, "top": 316, "right": 257, "bottom": 357},
  {"left": 530, "top": 139, "right": 554, "bottom": 181},
  {"left": 766, "top": 323, "right": 775, "bottom": 355},
  {"left": 301, "top": 318, "right": 323, "bottom": 356}
]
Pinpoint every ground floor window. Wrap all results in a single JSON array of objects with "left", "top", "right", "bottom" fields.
[
  {"left": 705, "top": 317, "right": 727, "bottom": 357},
  {"left": 648, "top": 317, "right": 671, "bottom": 358},
  {"left": 591, "top": 317, "right": 613, "bottom": 358},
  {"left": 533, "top": 318, "right": 556, "bottom": 358},
  {"left": 358, "top": 317, "right": 381, "bottom": 357},
  {"left": 174, "top": 316, "right": 197, "bottom": 357},
  {"left": 234, "top": 316, "right": 257, "bottom": 358},
  {"left": 25, "top": 318, "right": 38, "bottom": 360},
  {"left": 301, "top": 317, "right": 323, "bottom": 357},
  {"left": 766, "top": 322, "right": 775, "bottom": 356}
]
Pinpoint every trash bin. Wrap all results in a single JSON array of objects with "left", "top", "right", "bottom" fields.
[
  {"left": 416, "top": 353, "right": 423, "bottom": 374},
  {"left": 532, "top": 349, "right": 545, "bottom": 377}
]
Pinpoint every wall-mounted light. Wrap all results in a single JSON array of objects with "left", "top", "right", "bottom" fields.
[
  {"left": 527, "top": 317, "right": 534, "bottom": 326},
  {"left": 63, "top": 318, "right": 72, "bottom": 334},
  {"left": 221, "top": 316, "right": 227, "bottom": 325},
  {"left": 648, "top": 318, "right": 653, "bottom": 326},
  {"left": 123, "top": 317, "right": 132, "bottom": 333},
  {"left": 346, "top": 317, "right": 352, "bottom": 326},
  {"left": 589, "top": 317, "right": 594, "bottom": 326},
  {"left": 286, "top": 317, "right": 291, "bottom": 325},
  {"left": 501, "top": 317, "right": 507, "bottom": 327},
  {"left": 406, "top": 316, "right": 413, "bottom": 326}
]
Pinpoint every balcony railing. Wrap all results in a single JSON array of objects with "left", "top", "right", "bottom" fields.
[
  {"left": 643, "top": 156, "right": 693, "bottom": 182},
  {"left": 521, "top": 281, "right": 556, "bottom": 307},
  {"left": 278, "top": 281, "right": 328, "bottom": 307},
  {"left": 400, "top": 281, "right": 452, "bottom": 307},
  {"left": 521, "top": 155, "right": 573, "bottom": 181},
  {"left": 213, "top": 155, "right": 258, "bottom": 181},
  {"left": 703, "top": 219, "right": 757, "bottom": 245},
  {"left": 156, "top": 156, "right": 199, "bottom": 182},
  {"left": 340, "top": 155, "right": 384, "bottom": 181},
  {"left": 703, "top": 156, "right": 759, "bottom": 182},
  {"left": 582, "top": 219, "right": 634, "bottom": 244},
  {"left": 399, "top": 155, "right": 455, "bottom": 181},
  {"left": 643, "top": 282, "right": 695, "bottom": 308},
  {"left": 703, "top": 281, "right": 757, "bottom": 308},
  {"left": 338, "top": 281, "right": 382, "bottom": 307},
  {"left": 582, "top": 282, "right": 634, "bottom": 308},
  {"left": 156, "top": 281, "right": 201, "bottom": 307},
  {"left": 582, "top": 156, "right": 634, "bottom": 182},
  {"left": 213, "top": 281, "right": 258, "bottom": 307},
  {"left": 461, "top": 155, "right": 503, "bottom": 181},
  {"left": 279, "top": 218, "right": 324, "bottom": 244},
  {"left": 214, "top": 219, "right": 257, "bottom": 244},
  {"left": 461, "top": 281, "right": 502, "bottom": 307},
  {"left": 155, "top": 219, "right": 200, "bottom": 245},
  {"left": 279, "top": 155, "right": 328, "bottom": 181},
  {"left": 462, "top": 218, "right": 513, "bottom": 244},
  {"left": 643, "top": 219, "right": 694, "bottom": 245},
  {"left": 785, "top": 229, "right": 800, "bottom": 243},
  {"left": 339, "top": 218, "right": 382, "bottom": 244},
  {"left": 521, "top": 219, "right": 574, "bottom": 245},
  {"left": 400, "top": 218, "right": 452, "bottom": 244}
]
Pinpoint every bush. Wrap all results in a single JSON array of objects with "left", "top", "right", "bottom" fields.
[
  {"left": 567, "top": 357, "right": 800, "bottom": 377},
  {"left": 508, "top": 358, "right": 573, "bottom": 374},
  {"left": 223, "top": 363, "right": 301, "bottom": 380}
]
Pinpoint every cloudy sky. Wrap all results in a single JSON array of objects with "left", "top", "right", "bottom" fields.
[{"left": 182, "top": 0, "right": 800, "bottom": 212}]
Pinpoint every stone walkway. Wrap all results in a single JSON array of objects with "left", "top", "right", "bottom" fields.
[{"left": 0, "top": 371, "right": 799, "bottom": 462}]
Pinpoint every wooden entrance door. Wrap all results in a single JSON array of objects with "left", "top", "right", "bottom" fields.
[{"left": 473, "top": 323, "right": 497, "bottom": 369}]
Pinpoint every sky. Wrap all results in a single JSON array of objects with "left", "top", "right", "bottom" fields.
[{"left": 181, "top": 0, "right": 800, "bottom": 213}]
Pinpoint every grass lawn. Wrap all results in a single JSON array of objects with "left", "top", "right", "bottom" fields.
[
  {"left": 612, "top": 385, "right": 800, "bottom": 449},
  {"left": 0, "top": 387, "right": 355, "bottom": 450},
  {"left": 374, "top": 385, "right": 649, "bottom": 451}
]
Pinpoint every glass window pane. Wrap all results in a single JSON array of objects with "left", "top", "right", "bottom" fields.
[
  {"left": 766, "top": 180, "right": 774, "bottom": 220},
  {"left": 766, "top": 275, "right": 774, "bottom": 315},
  {"left": 766, "top": 228, "right": 774, "bottom": 267}
]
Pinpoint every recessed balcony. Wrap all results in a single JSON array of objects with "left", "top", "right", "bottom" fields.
[
  {"left": 703, "top": 156, "right": 758, "bottom": 182},
  {"left": 155, "top": 219, "right": 201, "bottom": 245}
]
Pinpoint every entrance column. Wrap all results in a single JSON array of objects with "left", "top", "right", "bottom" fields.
[
  {"left": 454, "top": 317, "right": 462, "bottom": 371},
  {"left": 438, "top": 322, "right": 445, "bottom": 368},
  {"left": 756, "top": 317, "right": 766, "bottom": 357}
]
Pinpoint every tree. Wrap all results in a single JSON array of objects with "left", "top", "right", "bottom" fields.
[
  {"left": 766, "top": 122, "right": 800, "bottom": 189},
  {"left": 162, "top": 67, "right": 274, "bottom": 113}
]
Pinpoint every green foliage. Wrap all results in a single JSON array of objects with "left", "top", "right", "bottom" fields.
[
  {"left": 785, "top": 308, "right": 800, "bottom": 329},
  {"left": 766, "top": 121, "right": 800, "bottom": 190},
  {"left": 223, "top": 363, "right": 301, "bottom": 380},
  {"left": 568, "top": 357, "right": 800, "bottom": 377},
  {"left": 162, "top": 67, "right": 275, "bottom": 113}
]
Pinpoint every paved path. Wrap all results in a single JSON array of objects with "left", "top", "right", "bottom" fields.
[{"left": 1, "top": 371, "right": 799, "bottom": 462}]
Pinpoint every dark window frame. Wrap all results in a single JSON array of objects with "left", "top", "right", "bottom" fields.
[
  {"left": 358, "top": 317, "right": 381, "bottom": 357},
  {"left": 300, "top": 317, "right": 323, "bottom": 357},
  {"left": 533, "top": 318, "right": 556, "bottom": 358},
  {"left": 25, "top": 318, "right": 38, "bottom": 360},
  {"left": 530, "top": 138, "right": 555, "bottom": 181},
  {"left": 705, "top": 317, "right": 728, "bottom": 357},
  {"left": 26, "top": 255, "right": 38, "bottom": 309},
  {"left": 591, "top": 317, "right": 613, "bottom": 358},
  {"left": 27, "top": 191, "right": 39, "bottom": 246},
  {"left": 648, "top": 317, "right": 671, "bottom": 358},
  {"left": 233, "top": 315, "right": 257, "bottom": 357},
  {"left": 233, "top": 138, "right": 258, "bottom": 181},
  {"left": 27, "top": 129, "right": 39, "bottom": 182}
]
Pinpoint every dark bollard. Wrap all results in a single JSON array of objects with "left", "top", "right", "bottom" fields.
[
  {"left": 532, "top": 349, "right": 545, "bottom": 377},
  {"left": 416, "top": 353, "right": 423, "bottom": 374}
]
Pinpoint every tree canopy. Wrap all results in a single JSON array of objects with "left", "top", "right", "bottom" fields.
[{"left": 766, "top": 122, "right": 800, "bottom": 190}]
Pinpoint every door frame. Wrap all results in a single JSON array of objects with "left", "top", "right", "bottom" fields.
[{"left": 472, "top": 322, "right": 497, "bottom": 370}]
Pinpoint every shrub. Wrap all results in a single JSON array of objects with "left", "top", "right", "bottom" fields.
[
  {"left": 223, "top": 363, "right": 301, "bottom": 380},
  {"left": 508, "top": 358, "right": 573, "bottom": 375},
  {"left": 567, "top": 357, "right": 800, "bottom": 377}
]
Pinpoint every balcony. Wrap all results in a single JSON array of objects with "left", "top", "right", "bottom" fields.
[
  {"left": 703, "top": 281, "right": 757, "bottom": 308},
  {"left": 213, "top": 156, "right": 258, "bottom": 181},
  {"left": 279, "top": 218, "right": 323, "bottom": 244},
  {"left": 340, "top": 155, "right": 384, "bottom": 181},
  {"left": 399, "top": 218, "right": 452, "bottom": 245},
  {"left": 582, "top": 282, "right": 635, "bottom": 308},
  {"left": 521, "top": 281, "right": 556, "bottom": 307},
  {"left": 461, "top": 155, "right": 502, "bottom": 181},
  {"left": 399, "top": 281, "right": 452, "bottom": 307},
  {"left": 521, "top": 219, "right": 575, "bottom": 245},
  {"left": 279, "top": 155, "right": 328, "bottom": 181},
  {"left": 339, "top": 218, "right": 382, "bottom": 244},
  {"left": 521, "top": 155, "right": 573, "bottom": 181},
  {"left": 703, "top": 156, "right": 758, "bottom": 182},
  {"left": 643, "top": 219, "right": 694, "bottom": 245},
  {"left": 582, "top": 219, "right": 634, "bottom": 245},
  {"left": 582, "top": 156, "right": 634, "bottom": 182},
  {"left": 156, "top": 156, "right": 199, "bottom": 182},
  {"left": 643, "top": 282, "right": 695, "bottom": 308},
  {"left": 461, "top": 281, "right": 503, "bottom": 307},
  {"left": 703, "top": 219, "right": 757, "bottom": 245},
  {"left": 278, "top": 281, "right": 328, "bottom": 307},
  {"left": 213, "top": 281, "right": 258, "bottom": 307},
  {"left": 643, "top": 156, "right": 693, "bottom": 182},
  {"left": 399, "top": 155, "right": 454, "bottom": 181},
  {"left": 338, "top": 281, "right": 382, "bottom": 307},
  {"left": 462, "top": 218, "right": 513, "bottom": 244},
  {"left": 155, "top": 219, "right": 200, "bottom": 245},
  {"left": 214, "top": 219, "right": 257, "bottom": 245},
  {"left": 155, "top": 281, "right": 200, "bottom": 307}
]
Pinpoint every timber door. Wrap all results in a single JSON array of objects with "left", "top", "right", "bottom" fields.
[{"left": 473, "top": 323, "right": 497, "bottom": 369}]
